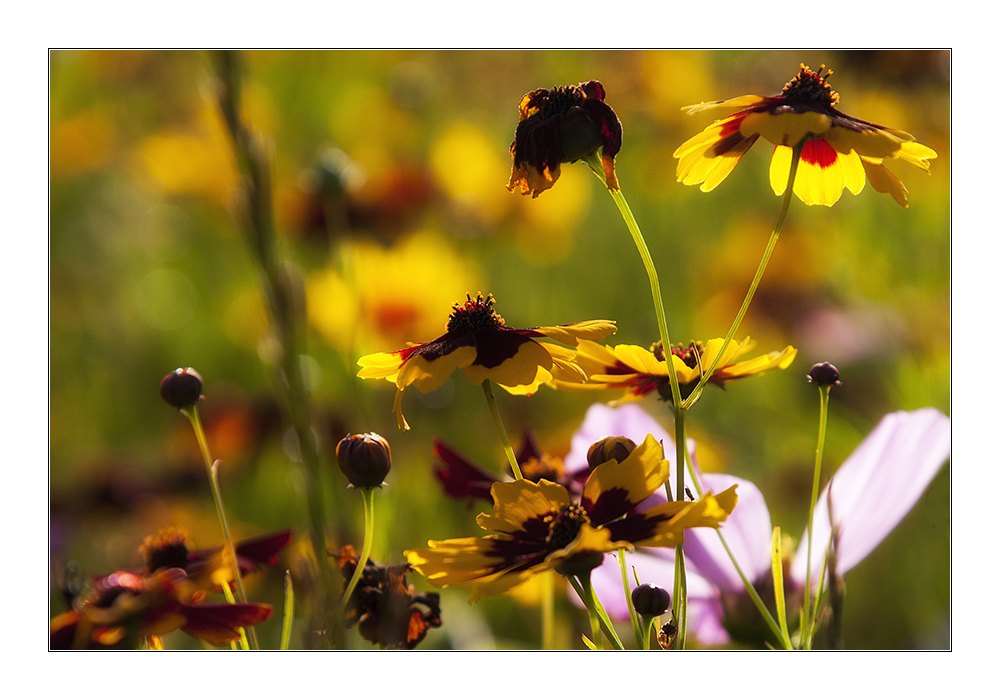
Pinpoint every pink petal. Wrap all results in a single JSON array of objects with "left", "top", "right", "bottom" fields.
[{"left": 791, "top": 408, "right": 951, "bottom": 587}]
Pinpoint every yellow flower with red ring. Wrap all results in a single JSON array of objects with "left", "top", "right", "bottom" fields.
[
  {"left": 405, "top": 434, "right": 737, "bottom": 601},
  {"left": 506, "top": 80, "right": 623, "bottom": 198},
  {"left": 357, "top": 293, "right": 616, "bottom": 430},
  {"left": 674, "top": 64, "right": 937, "bottom": 207},
  {"left": 552, "top": 337, "right": 796, "bottom": 403}
]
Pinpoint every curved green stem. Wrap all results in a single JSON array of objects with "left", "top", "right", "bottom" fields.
[
  {"left": 482, "top": 379, "right": 523, "bottom": 480},
  {"left": 570, "top": 573, "right": 625, "bottom": 650},
  {"left": 342, "top": 488, "right": 376, "bottom": 611},
  {"left": 618, "top": 548, "right": 644, "bottom": 649},
  {"left": 681, "top": 141, "right": 804, "bottom": 411},
  {"left": 182, "top": 406, "right": 258, "bottom": 650},
  {"left": 802, "top": 384, "right": 831, "bottom": 648}
]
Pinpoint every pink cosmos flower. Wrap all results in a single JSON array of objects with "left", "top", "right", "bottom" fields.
[{"left": 569, "top": 402, "right": 950, "bottom": 646}]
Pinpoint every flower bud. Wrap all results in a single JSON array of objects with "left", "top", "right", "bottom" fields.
[
  {"left": 336, "top": 433, "right": 392, "bottom": 489},
  {"left": 631, "top": 583, "right": 671, "bottom": 617},
  {"left": 160, "top": 368, "right": 204, "bottom": 408},
  {"left": 807, "top": 361, "right": 842, "bottom": 387},
  {"left": 586, "top": 436, "right": 637, "bottom": 471}
]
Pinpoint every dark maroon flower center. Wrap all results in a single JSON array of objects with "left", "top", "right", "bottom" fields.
[
  {"left": 141, "top": 529, "right": 192, "bottom": 572},
  {"left": 651, "top": 341, "right": 704, "bottom": 370},
  {"left": 780, "top": 64, "right": 840, "bottom": 107},
  {"left": 520, "top": 455, "right": 564, "bottom": 483},
  {"left": 539, "top": 85, "right": 587, "bottom": 119},
  {"left": 446, "top": 293, "right": 505, "bottom": 333},
  {"left": 544, "top": 503, "right": 590, "bottom": 550}
]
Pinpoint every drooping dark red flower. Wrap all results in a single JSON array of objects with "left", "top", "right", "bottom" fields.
[
  {"left": 506, "top": 80, "right": 623, "bottom": 198},
  {"left": 332, "top": 545, "right": 442, "bottom": 650}
]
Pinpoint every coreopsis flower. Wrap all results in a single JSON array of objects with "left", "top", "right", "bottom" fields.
[
  {"left": 49, "top": 567, "right": 273, "bottom": 649},
  {"left": 139, "top": 527, "right": 293, "bottom": 580},
  {"left": 332, "top": 545, "right": 442, "bottom": 649},
  {"left": 357, "top": 293, "right": 616, "bottom": 430},
  {"left": 434, "top": 428, "right": 585, "bottom": 503},
  {"left": 674, "top": 64, "right": 937, "bottom": 206},
  {"left": 405, "top": 434, "right": 737, "bottom": 601},
  {"left": 554, "top": 337, "right": 796, "bottom": 403},
  {"left": 506, "top": 80, "right": 623, "bottom": 198},
  {"left": 580, "top": 404, "right": 951, "bottom": 647}
]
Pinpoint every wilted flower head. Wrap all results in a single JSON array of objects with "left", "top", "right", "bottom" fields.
[
  {"left": 332, "top": 545, "right": 442, "bottom": 649},
  {"left": 506, "top": 80, "right": 623, "bottom": 198},
  {"left": 674, "top": 64, "right": 937, "bottom": 206}
]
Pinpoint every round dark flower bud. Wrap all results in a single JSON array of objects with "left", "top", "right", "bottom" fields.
[
  {"left": 631, "top": 582, "right": 671, "bottom": 617},
  {"left": 160, "top": 368, "right": 204, "bottom": 408},
  {"left": 336, "top": 433, "right": 392, "bottom": 489},
  {"left": 586, "top": 436, "right": 637, "bottom": 471},
  {"left": 807, "top": 362, "right": 842, "bottom": 387}
]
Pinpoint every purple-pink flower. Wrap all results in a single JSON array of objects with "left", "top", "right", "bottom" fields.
[{"left": 568, "top": 402, "right": 950, "bottom": 646}]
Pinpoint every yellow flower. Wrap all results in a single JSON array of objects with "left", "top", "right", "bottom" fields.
[
  {"left": 506, "top": 81, "right": 623, "bottom": 198},
  {"left": 674, "top": 64, "right": 937, "bottom": 207},
  {"left": 405, "top": 435, "right": 737, "bottom": 600},
  {"left": 553, "top": 337, "right": 797, "bottom": 403},
  {"left": 357, "top": 293, "right": 615, "bottom": 430}
]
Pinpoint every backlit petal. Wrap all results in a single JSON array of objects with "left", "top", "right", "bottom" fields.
[
  {"left": 581, "top": 434, "right": 670, "bottom": 525},
  {"left": 477, "top": 479, "right": 570, "bottom": 535}
]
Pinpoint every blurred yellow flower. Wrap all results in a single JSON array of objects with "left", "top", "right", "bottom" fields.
[
  {"left": 307, "top": 230, "right": 480, "bottom": 353},
  {"left": 674, "top": 64, "right": 937, "bottom": 207}
]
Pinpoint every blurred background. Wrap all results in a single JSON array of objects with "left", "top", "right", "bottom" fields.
[{"left": 49, "top": 49, "right": 950, "bottom": 649}]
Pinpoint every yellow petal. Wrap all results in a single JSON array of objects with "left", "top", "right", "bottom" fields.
[
  {"left": 582, "top": 434, "right": 669, "bottom": 523},
  {"left": 396, "top": 345, "right": 478, "bottom": 393},
  {"left": 680, "top": 95, "right": 767, "bottom": 114},
  {"left": 861, "top": 158, "right": 909, "bottom": 207},
  {"left": 356, "top": 351, "right": 405, "bottom": 382},
  {"left": 533, "top": 320, "right": 617, "bottom": 347},
  {"left": 769, "top": 145, "right": 794, "bottom": 195},
  {"left": 462, "top": 339, "right": 552, "bottom": 388},
  {"left": 476, "top": 479, "right": 570, "bottom": 535}
]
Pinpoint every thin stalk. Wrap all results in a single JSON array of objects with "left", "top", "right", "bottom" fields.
[
  {"left": 212, "top": 49, "right": 339, "bottom": 645},
  {"left": 582, "top": 153, "right": 690, "bottom": 646},
  {"left": 541, "top": 570, "right": 555, "bottom": 650},
  {"left": 618, "top": 548, "right": 644, "bottom": 649},
  {"left": 342, "top": 488, "right": 376, "bottom": 610},
  {"left": 481, "top": 379, "right": 523, "bottom": 480},
  {"left": 681, "top": 141, "right": 804, "bottom": 411},
  {"left": 280, "top": 570, "right": 295, "bottom": 651},
  {"left": 569, "top": 574, "right": 625, "bottom": 650},
  {"left": 182, "top": 406, "right": 258, "bottom": 650},
  {"left": 802, "top": 384, "right": 832, "bottom": 647}
]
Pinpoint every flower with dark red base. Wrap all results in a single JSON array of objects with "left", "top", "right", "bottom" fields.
[
  {"left": 332, "top": 545, "right": 442, "bottom": 649},
  {"left": 357, "top": 293, "right": 615, "bottom": 430},
  {"left": 554, "top": 337, "right": 797, "bottom": 403},
  {"left": 139, "top": 526, "right": 293, "bottom": 580},
  {"left": 674, "top": 64, "right": 937, "bottom": 206},
  {"left": 506, "top": 80, "right": 623, "bottom": 198},
  {"left": 50, "top": 568, "right": 272, "bottom": 649},
  {"left": 406, "top": 435, "right": 737, "bottom": 601}
]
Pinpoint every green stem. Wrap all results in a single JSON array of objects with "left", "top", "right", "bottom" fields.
[
  {"left": 618, "top": 548, "right": 644, "bottom": 649},
  {"left": 182, "top": 406, "right": 258, "bottom": 650},
  {"left": 569, "top": 573, "right": 625, "bottom": 650},
  {"left": 681, "top": 141, "right": 804, "bottom": 411},
  {"left": 802, "top": 384, "right": 831, "bottom": 648},
  {"left": 481, "top": 379, "right": 523, "bottom": 480},
  {"left": 342, "top": 488, "right": 376, "bottom": 611},
  {"left": 582, "top": 153, "right": 690, "bottom": 647},
  {"left": 280, "top": 570, "right": 295, "bottom": 651},
  {"left": 541, "top": 570, "right": 555, "bottom": 650}
]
